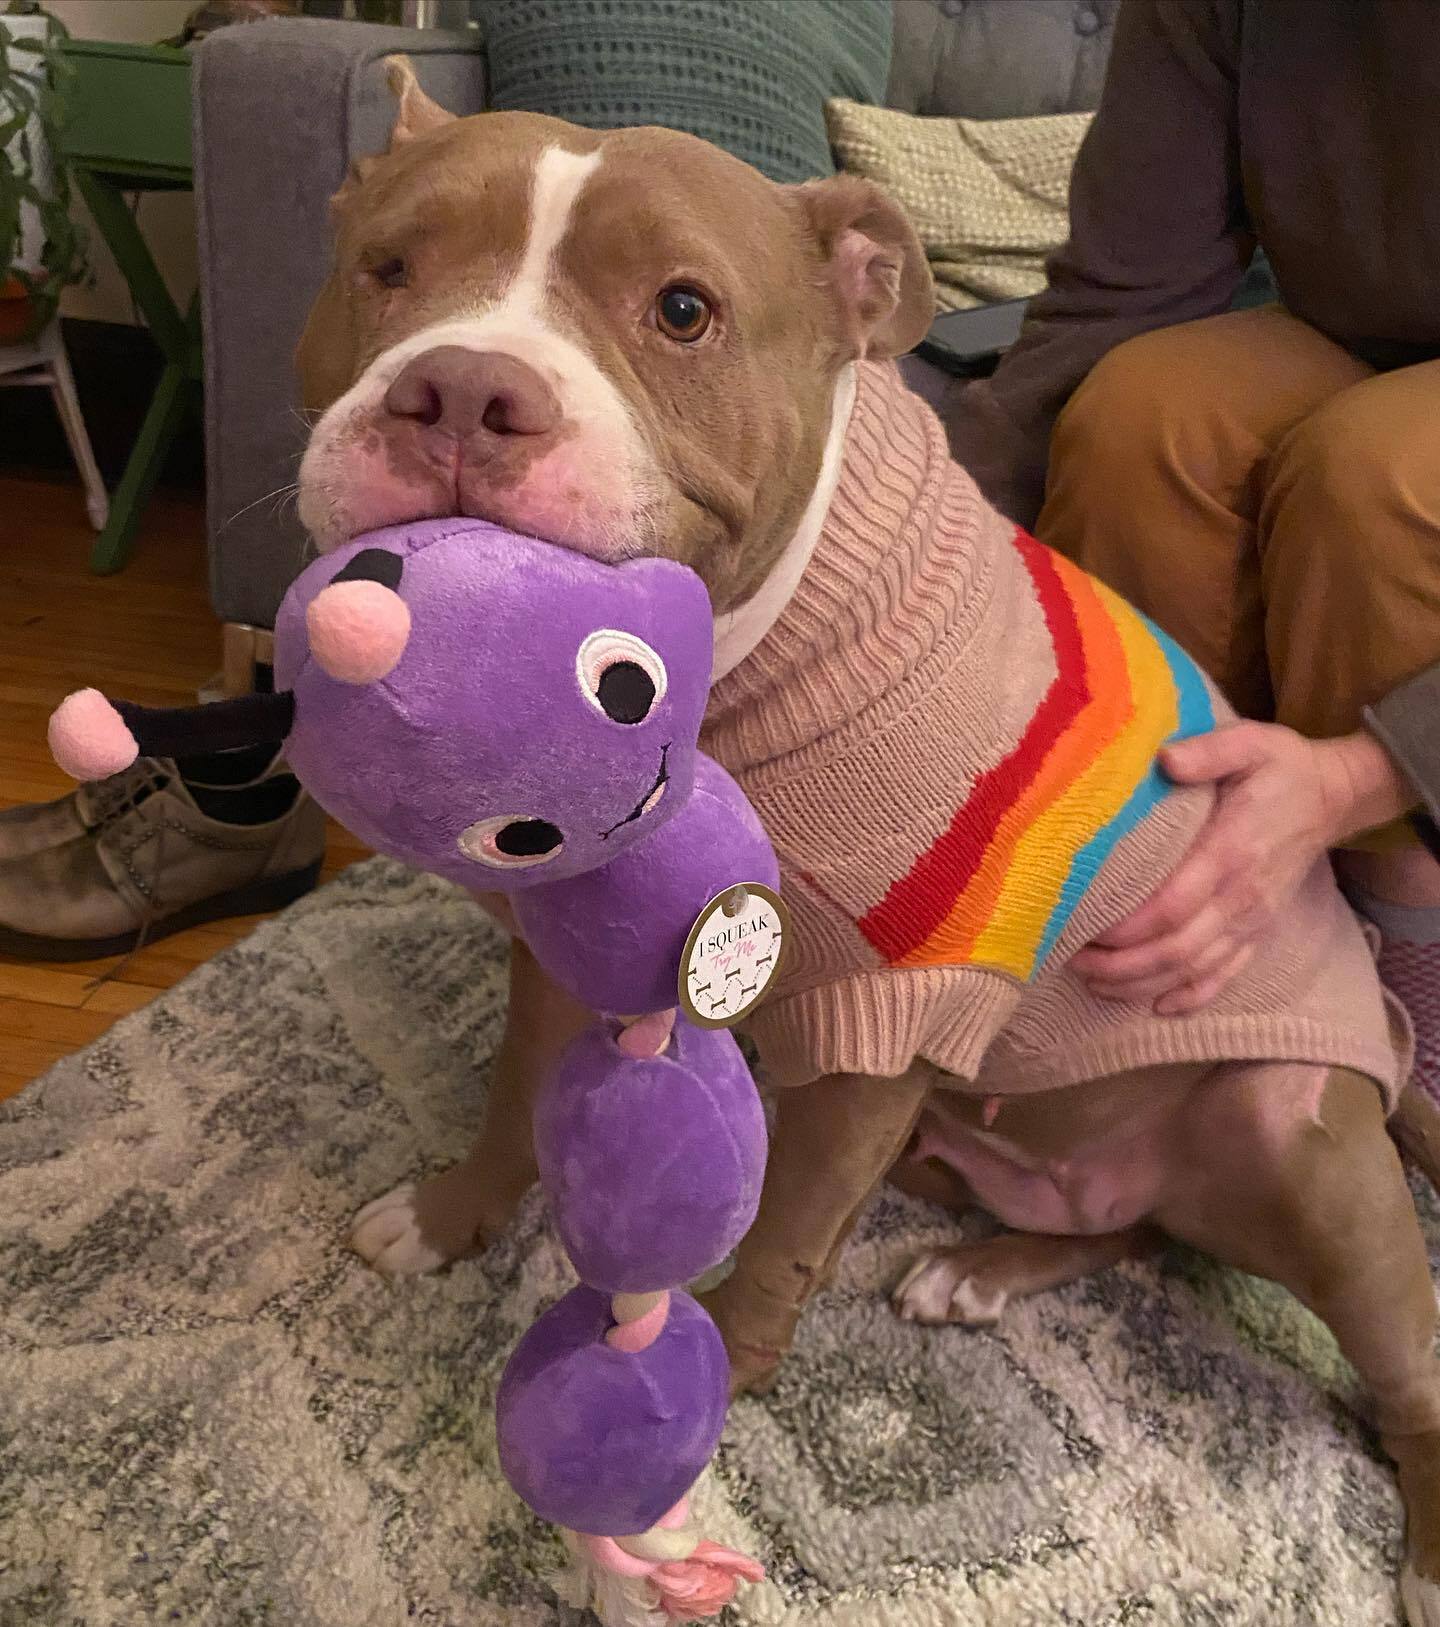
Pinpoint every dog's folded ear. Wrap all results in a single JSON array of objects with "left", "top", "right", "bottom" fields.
[
  {"left": 384, "top": 55, "right": 456, "bottom": 148},
  {"left": 791, "top": 175, "right": 935, "bottom": 362},
  {"left": 326, "top": 59, "right": 454, "bottom": 214}
]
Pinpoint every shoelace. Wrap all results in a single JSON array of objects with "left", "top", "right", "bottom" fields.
[
  {"left": 84, "top": 760, "right": 175, "bottom": 991},
  {"left": 85, "top": 758, "right": 171, "bottom": 828}
]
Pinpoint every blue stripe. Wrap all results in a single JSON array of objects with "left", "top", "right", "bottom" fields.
[{"left": 1030, "top": 617, "right": 1215, "bottom": 975}]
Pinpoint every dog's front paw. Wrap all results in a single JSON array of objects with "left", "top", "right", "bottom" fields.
[
  {"left": 695, "top": 1280, "right": 790, "bottom": 1398},
  {"left": 892, "top": 1247, "right": 1008, "bottom": 1327},
  {"left": 351, "top": 1159, "right": 510, "bottom": 1276},
  {"left": 350, "top": 1184, "right": 449, "bottom": 1277},
  {"left": 723, "top": 1342, "right": 783, "bottom": 1399}
]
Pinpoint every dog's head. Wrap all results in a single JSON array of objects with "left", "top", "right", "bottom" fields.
[{"left": 295, "top": 60, "right": 933, "bottom": 613}]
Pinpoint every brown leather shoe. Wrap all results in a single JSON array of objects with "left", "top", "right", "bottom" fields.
[
  {"left": 0, "top": 760, "right": 174, "bottom": 863},
  {"left": 0, "top": 755, "right": 326, "bottom": 960},
  {"left": 0, "top": 786, "right": 92, "bottom": 864}
]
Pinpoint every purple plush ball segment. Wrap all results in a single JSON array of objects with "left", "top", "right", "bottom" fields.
[
  {"left": 534, "top": 1017, "right": 767, "bottom": 1295},
  {"left": 514, "top": 755, "right": 779, "bottom": 1016},
  {"left": 273, "top": 519, "right": 715, "bottom": 891},
  {"left": 495, "top": 1284, "right": 729, "bottom": 1536}
]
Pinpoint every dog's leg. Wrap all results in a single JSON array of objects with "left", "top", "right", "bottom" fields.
[
  {"left": 351, "top": 937, "right": 589, "bottom": 1275},
  {"left": 699, "top": 1067, "right": 932, "bottom": 1396},
  {"left": 1159, "top": 1063, "right": 1440, "bottom": 1626},
  {"left": 892, "top": 1227, "right": 1158, "bottom": 1327},
  {"left": 1391, "top": 1079, "right": 1440, "bottom": 1195},
  {"left": 886, "top": 1149, "right": 976, "bottom": 1212}
]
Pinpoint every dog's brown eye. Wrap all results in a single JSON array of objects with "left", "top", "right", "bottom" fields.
[
  {"left": 655, "top": 285, "right": 711, "bottom": 342},
  {"left": 371, "top": 256, "right": 408, "bottom": 291}
]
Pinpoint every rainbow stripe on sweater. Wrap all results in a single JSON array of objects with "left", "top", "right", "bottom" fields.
[{"left": 858, "top": 527, "right": 1215, "bottom": 982}]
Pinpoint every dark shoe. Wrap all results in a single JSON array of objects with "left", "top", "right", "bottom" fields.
[
  {"left": 0, "top": 753, "right": 326, "bottom": 960},
  {"left": 0, "top": 777, "right": 111, "bottom": 863},
  {"left": 0, "top": 745, "right": 298, "bottom": 863}
]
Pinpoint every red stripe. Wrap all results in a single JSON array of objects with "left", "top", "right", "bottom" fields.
[{"left": 858, "top": 530, "right": 1091, "bottom": 963}]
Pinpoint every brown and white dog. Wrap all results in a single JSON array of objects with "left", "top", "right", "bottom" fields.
[{"left": 296, "top": 63, "right": 1440, "bottom": 1621}]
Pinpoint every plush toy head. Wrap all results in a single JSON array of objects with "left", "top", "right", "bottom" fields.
[{"left": 277, "top": 520, "right": 714, "bottom": 888}]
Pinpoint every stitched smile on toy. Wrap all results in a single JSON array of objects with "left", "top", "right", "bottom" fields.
[{"left": 602, "top": 745, "right": 671, "bottom": 841}]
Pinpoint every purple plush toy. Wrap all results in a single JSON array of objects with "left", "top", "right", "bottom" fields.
[{"left": 48, "top": 518, "right": 782, "bottom": 1624}]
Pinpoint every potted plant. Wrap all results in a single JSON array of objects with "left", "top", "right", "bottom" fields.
[{"left": 0, "top": 6, "right": 85, "bottom": 345}]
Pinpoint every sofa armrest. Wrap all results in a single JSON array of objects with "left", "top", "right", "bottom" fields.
[{"left": 194, "top": 18, "right": 484, "bottom": 631}]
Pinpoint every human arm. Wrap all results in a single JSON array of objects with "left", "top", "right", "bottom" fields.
[
  {"left": 945, "top": 0, "right": 1254, "bottom": 526},
  {"left": 1365, "top": 666, "right": 1440, "bottom": 845}
]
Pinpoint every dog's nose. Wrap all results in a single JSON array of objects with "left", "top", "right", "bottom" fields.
[{"left": 383, "top": 347, "right": 560, "bottom": 439}]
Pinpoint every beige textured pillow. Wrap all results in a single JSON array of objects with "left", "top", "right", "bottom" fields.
[{"left": 825, "top": 98, "right": 1091, "bottom": 311}]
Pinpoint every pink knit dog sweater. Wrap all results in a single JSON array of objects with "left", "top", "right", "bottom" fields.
[{"left": 703, "top": 363, "right": 1407, "bottom": 1100}]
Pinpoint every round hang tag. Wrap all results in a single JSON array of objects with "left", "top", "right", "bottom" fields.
[{"left": 678, "top": 882, "right": 789, "bottom": 1030}]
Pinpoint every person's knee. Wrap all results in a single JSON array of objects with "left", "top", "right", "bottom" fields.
[
  {"left": 1269, "top": 379, "right": 1440, "bottom": 553},
  {"left": 1049, "top": 321, "right": 1261, "bottom": 496},
  {"left": 1050, "top": 327, "right": 1192, "bottom": 473}
]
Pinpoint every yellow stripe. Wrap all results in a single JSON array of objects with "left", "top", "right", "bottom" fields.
[
  {"left": 898, "top": 548, "right": 1132, "bottom": 970},
  {"left": 969, "top": 581, "right": 1180, "bottom": 978}
]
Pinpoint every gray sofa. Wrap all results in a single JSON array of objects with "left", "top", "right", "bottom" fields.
[{"left": 193, "top": 0, "right": 1117, "bottom": 675}]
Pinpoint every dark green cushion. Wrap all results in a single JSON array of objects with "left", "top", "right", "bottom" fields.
[{"left": 478, "top": 0, "right": 892, "bottom": 184}]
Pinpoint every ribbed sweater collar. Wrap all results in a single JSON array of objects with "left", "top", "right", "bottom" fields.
[{"left": 705, "top": 361, "right": 989, "bottom": 771}]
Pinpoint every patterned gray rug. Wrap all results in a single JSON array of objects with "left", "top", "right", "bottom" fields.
[{"left": 3, "top": 858, "right": 1433, "bottom": 1627}]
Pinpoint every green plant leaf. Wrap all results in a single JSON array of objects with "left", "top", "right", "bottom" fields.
[{"left": 0, "top": 4, "right": 87, "bottom": 299}]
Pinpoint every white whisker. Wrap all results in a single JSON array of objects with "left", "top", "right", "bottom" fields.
[{"left": 221, "top": 480, "right": 302, "bottom": 532}]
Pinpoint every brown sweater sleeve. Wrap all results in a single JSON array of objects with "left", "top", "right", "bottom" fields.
[
  {"left": 945, "top": 0, "right": 1255, "bottom": 528},
  {"left": 1365, "top": 666, "right": 1440, "bottom": 827}
]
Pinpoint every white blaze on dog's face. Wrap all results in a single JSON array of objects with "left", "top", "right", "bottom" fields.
[{"left": 295, "top": 59, "right": 934, "bottom": 612}]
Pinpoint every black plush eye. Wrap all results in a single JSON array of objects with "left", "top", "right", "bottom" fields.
[
  {"left": 458, "top": 814, "right": 565, "bottom": 868},
  {"left": 597, "top": 662, "right": 656, "bottom": 724},
  {"left": 493, "top": 819, "right": 563, "bottom": 858},
  {"left": 655, "top": 284, "right": 711, "bottom": 342},
  {"left": 577, "top": 630, "right": 668, "bottom": 725},
  {"left": 371, "top": 256, "right": 408, "bottom": 290}
]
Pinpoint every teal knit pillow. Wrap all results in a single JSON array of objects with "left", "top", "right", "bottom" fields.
[{"left": 478, "top": 0, "right": 893, "bottom": 184}]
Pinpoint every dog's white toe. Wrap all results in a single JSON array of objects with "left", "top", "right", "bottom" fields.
[
  {"left": 892, "top": 1249, "right": 1008, "bottom": 1327},
  {"left": 349, "top": 1184, "right": 446, "bottom": 1277},
  {"left": 1402, "top": 1563, "right": 1440, "bottom": 1627},
  {"left": 948, "top": 1275, "right": 1008, "bottom": 1325},
  {"left": 352, "top": 1183, "right": 416, "bottom": 1230}
]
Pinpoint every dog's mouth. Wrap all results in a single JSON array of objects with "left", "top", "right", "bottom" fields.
[
  {"left": 304, "top": 406, "right": 643, "bottom": 563},
  {"left": 601, "top": 746, "right": 671, "bottom": 840}
]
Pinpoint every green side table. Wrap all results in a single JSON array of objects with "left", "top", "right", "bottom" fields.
[{"left": 57, "top": 39, "right": 198, "bottom": 575}]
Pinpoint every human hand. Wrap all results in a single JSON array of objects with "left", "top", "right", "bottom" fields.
[{"left": 1071, "top": 722, "right": 1414, "bottom": 1014}]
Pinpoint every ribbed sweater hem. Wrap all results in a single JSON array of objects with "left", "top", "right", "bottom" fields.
[
  {"left": 749, "top": 984, "right": 1405, "bottom": 1111},
  {"left": 983, "top": 1016, "right": 1405, "bottom": 1110},
  {"left": 746, "top": 969, "right": 1021, "bottom": 1087}
]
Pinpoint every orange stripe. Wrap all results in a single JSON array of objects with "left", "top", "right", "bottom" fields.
[
  {"left": 898, "top": 560, "right": 1135, "bottom": 969},
  {"left": 971, "top": 577, "right": 1179, "bottom": 977}
]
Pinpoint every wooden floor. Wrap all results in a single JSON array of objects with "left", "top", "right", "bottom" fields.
[{"left": 0, "top": 470, "right": 366, "bottom": 1104}]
